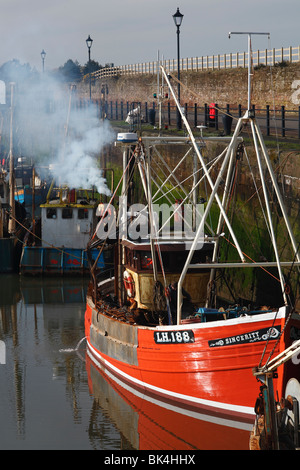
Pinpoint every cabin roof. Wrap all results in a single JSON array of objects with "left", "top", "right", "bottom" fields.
[
  {"left": 121, "top": 237, "right": 214, "bottom": 251},
  {"left": 40, "top": 200, "right": 96, "bottom": 209}
]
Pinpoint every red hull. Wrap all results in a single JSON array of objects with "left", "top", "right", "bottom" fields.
[
  {"left": 86, "top": 351, "right": 251, "bottom": 450},
  {"left": 85, "top": 299, "right": 300, "bottom": 424}
]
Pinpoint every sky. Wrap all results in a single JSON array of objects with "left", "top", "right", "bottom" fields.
[{"left": 0, "top": 0, "right": 299, "bottom": 71}]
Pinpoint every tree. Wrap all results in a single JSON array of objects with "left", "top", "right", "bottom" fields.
[
  {"left": 56, "top": 59, "right": 82, "bottom": 82},
  {"left": 82, "top": 59, "right": 102, "bottom": 75},
  {"left": 0, "top": 59, "right": 38, "bottom": 84}
]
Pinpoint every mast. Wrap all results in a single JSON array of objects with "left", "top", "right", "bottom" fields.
[
  {"left": 228, "top": 31, "right": 270, "bottom": 113},
  {"left": 32, "top": 167, "right": 36, "bottom": 240},
  {"left": 145, "top": 141, "right": 159, "bottom": 280},
  {"left": 161, "top": 67, "right": 245, "bottom": 323},
  {"left": 0, "top": 197, "right": 2, "bottom": 238},
  {"left": 161, "top": 31, "right": 300, "bottom": 320},
  {"left": 8, "top": 82, "right": 15, "bottom": 235},
  {"left": 136, "top": 141, "right": 159, "bottom": 280},
  {"left": 0, "top": 83, "right": 5, "bottom": 238},
  {"left": 161, "top": 67, "right": 245, "bottom": 262},
  {"left": 205, "top": 145, "right": 236, "bottom": 307}
]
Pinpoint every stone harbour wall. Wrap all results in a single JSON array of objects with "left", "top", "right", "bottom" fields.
[{"left": 77, "top": 62, "right": 300, "bottom": 110}]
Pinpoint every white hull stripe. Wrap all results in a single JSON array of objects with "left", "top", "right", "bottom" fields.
[
  {"left": 86, "top": 347, "right": 253, "bottom": 432},
  {"left": 87, "top": 339, "right": 255, "bottom": 419}
]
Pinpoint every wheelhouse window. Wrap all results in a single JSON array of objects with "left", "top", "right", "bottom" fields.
[
  {"left": 62, "top": 208, "right": 73, "bottom": 219},
  {"left": 78, "top": 208, "right": 89, "bottom": 219},
  {"left": 141, "top": 251, "right": 153, "bottom": 270},
  {"left": 46, "top": 208, "right": 57, "bottom": 219}
]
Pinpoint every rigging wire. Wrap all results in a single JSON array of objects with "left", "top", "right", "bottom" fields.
[
  {"left": 137, "top": 146, "right": 173, "bottom": 322},
  {"left": 88, "top": 148, "right": 136, "bottom": 248},
  {"left": 151, "top": 150, "right": 225, "bottom": 206},
  {"left": 243, "top": 146, "right": 272, "bottom": 240},
  {"left": 161, "top": 60, "right": 295, "bottom": 300}
]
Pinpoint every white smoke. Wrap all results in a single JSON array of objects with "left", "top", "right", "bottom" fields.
[
  {"left": 3, "top": 65, "right": 114, "bottom": 195},
  {"left": 51, "top": 113, "right": 114, "bottom": 195}
]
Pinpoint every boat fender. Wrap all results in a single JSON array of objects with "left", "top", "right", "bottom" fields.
[{"left": 123, "top": 270, "right": 135, "bottom": 298}]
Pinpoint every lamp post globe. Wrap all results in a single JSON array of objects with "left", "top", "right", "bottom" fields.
[{"left": 172, "top": 7, "right": 183, "bottom": 28}]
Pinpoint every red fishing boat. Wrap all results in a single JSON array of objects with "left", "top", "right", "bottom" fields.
[
  {"left": 85, "top": 55, "right": 300, "bottom": 436},
  {"left": 86, "top": 298, "right": 299, "bottom": 426}
]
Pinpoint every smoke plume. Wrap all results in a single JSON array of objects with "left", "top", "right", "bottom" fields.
[
  {"left": 1, "top": 63, "right": 114, "bottom": 195},
  {"left": 50, "top": 107, "right": 113, "bottom": 195}
]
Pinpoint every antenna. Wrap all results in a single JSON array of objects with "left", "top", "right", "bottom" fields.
[{"left": 229, "top": 32, "right": 270, "bottom": 112}]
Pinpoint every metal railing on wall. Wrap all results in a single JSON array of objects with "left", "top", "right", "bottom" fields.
[
  {"left": 88, "top": 46, "right": 300, "bottom": 81},
  {"left": 80, "top": 98, "right": 300, "bottom": 139}
]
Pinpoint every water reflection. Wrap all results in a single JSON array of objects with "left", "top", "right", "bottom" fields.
[
  {"left": 0, "top": 275, "right": 121, "bottom": 449},
  {"left": 86, "top": 349, "right": 252, "bottom": 450},
  {"left": 0, "top": 275, "right": 252, "bottom": 449}
]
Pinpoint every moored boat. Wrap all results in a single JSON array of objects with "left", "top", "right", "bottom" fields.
[
  {"left": 19, "top": 184, "right": 109, "bottom": 275},
  {"left": 14, "top": 159, "right": 49, "bottom": 216},
  {"left": 84, "top": 58, "right": 300, "bottom": 431},
  {"left": 0, "top": 83, "right": 29, "bottom": 273},
  {"left": 0, "top": 166, "right": 28, "bottom": 273}
]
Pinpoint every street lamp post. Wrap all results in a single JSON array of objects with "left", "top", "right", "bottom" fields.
[
  {"left": 41, "top": 49, "right": 46, "bottom": 73},
  {"left": 172, "top": 8, "right": 183, "bottom": 130},
  {"left": 86, "top": 35, "right": 93, "bottom": 101}
]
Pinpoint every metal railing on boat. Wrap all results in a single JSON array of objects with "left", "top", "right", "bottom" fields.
[{"left": 187, "top": 261, "right": 300, "bottom": 269}]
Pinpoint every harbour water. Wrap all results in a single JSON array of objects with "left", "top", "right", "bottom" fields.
[{"left": 0, "top": 274, "right": 251, "bottom": 450}]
